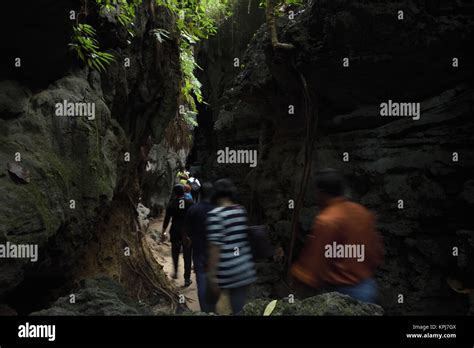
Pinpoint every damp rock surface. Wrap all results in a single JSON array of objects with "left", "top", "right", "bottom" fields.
[
  {"left": 0, "top": 0, "right": 184, "bottom": 313},
  {"left": 30, "top": 276, "right": 153, "bottom": 316},
  {"left": 242, "top": 292, "right": 384, "bottom": 316},
  {"left": 195, "top": 0, "right": 474, "bottom": 315}
]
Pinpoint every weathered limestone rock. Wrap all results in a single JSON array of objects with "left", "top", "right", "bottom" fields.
[
  {"left": 0, "top": 0, "right": 183, "bottom": 313},
  {"left": 196, "top": 0, "right": 474, "bottom": 314},
  {"left": 243, "top": 292, "right": 384, "bottom": 316},
  {"left": 30, "top": 276, "right": 153, "bottom": 316}
]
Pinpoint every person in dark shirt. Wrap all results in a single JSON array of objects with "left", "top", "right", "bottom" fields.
[
  {"left": 163, "top": 184, "right": 194, "bottom": 286},
  {"left": 183, "top": 182, "right": 215, "bottom": 312}
]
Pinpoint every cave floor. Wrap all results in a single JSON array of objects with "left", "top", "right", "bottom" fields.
[
  {"left": 147, "top": 217, "right": 200, "bottom": 312},
  {"left": 147, "top": 216, "right": 233, "bottom": 314}
]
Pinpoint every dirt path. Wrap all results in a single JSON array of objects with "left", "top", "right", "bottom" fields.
[
  {"left": 146, "top": 216, "right": 200, "bottom": 312},
  {"left": 145, "top": 214, "right": 232, "bottom": 314}
]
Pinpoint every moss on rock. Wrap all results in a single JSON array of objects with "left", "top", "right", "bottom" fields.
[{"left": 242, "top": 292, "right": 384, "bottom": 316}]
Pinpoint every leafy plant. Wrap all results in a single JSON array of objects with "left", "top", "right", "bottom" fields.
[
  {"left": 179, "top": 43, "right": 203, "bottom": 113},
  {"left": 69, "top": 23, "right": 115, "bottom": 72},
  {"left": 182, "top": 109, "right": 198, "bottom": 128},
  {"left": 71, "top": 0, "right": 234, "bottom": 130},
  {"left": 156, "top": 0, "right": 229, "bottom": 41},
  {"left": 150, "top": 28, "right": 171, "bottom": 43},
  {"left": 155, "top": 0, "right": 234, "bottom": 122},
  {"left": 96, "top": 0, "right": 142, "bottom": 37},
  {"left": 70, "top": 0, "right": 143, "bottom": 72},
  {"left": 259, "top": 0, "right": 303, "bottom": 11}
]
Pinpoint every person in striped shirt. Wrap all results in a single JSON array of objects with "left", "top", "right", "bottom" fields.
[{"left": 206, "top": 178, "right": 257, "bottom": 314}]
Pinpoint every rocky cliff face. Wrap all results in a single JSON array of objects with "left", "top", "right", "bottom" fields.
[
  {"left": 191, "top": 0, "right": 266, "bottom": 167},
  {"left": 197, "top": 0, "right": 474, "bottom": 314},
  {"left": 0, "top": 1, "right": 184, "bottom": 314},
  {"left": 1, "top": 0, "right": 473, "bottom": 317}
]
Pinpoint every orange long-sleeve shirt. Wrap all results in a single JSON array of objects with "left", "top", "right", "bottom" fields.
[{"left": 291, "top": 197, "right": 384, "bottom": 288}]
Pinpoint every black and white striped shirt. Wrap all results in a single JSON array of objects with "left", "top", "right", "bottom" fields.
[{"left": 207, "top": 205, "right": 257, "bottom": 289}]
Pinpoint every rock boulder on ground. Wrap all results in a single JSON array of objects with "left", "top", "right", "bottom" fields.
[
  {"left": 243, "top": 292, "right": 384, "bottom": 316},
  {"left": 30, "top": 276, "right": 153, "bottom": 316}
]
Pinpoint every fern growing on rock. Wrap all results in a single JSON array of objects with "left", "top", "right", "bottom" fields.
[{"left": 69, "top": 23, "right": 115, "bottom": 72}]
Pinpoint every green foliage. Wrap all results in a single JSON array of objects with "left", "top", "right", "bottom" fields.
[
  {"left": 180, "top": 44, "right": 203, "bottom": 112},
  {"left": 260, "top": 0, "right": 304, "bottom": 6},
  {"left": 202, "top": 0, "right": 233, "bottom": 23},
  {"left": 150, "top": 28, "right": 171, "bottom": 43},
  {"left": 96, "top": 0, "right": 142, "bottom": 37},
  {"left": 156, "top": 0, "right": 231, "bottom": 41},
  {"left": 182, "top": 110, "right": 199, "bottom": 128},
  {"left": 283, "top": 0, "right": 303, "bottom": 5},
  {"left": 155, "top": 0, "right": 233, "bottom": 127},
  {"left": 69, "top": 24, "right": 115, "bottom": 72},
  {"left": 178, "top": 42, "right": 203, "bottom": 128},
  {"left": 71, "top": 0, "right": 233, "bottom": 128},
  {"left": 70, "top": 0, "right": 142, "bottom": 72},
  {"left": 260, "top": 0, "right": 304, "bottom": 13}
]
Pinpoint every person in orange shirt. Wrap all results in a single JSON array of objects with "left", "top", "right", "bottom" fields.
[{"left": 291, "top": 169, "right": 384, "bottom": 303}]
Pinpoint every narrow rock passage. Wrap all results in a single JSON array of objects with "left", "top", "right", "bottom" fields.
[
  {"left": 146, "top": 214, "right": 233, "bottom": 314},
  {"left": 146, "top": 216, "right": 200, "bottom": 312}
]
